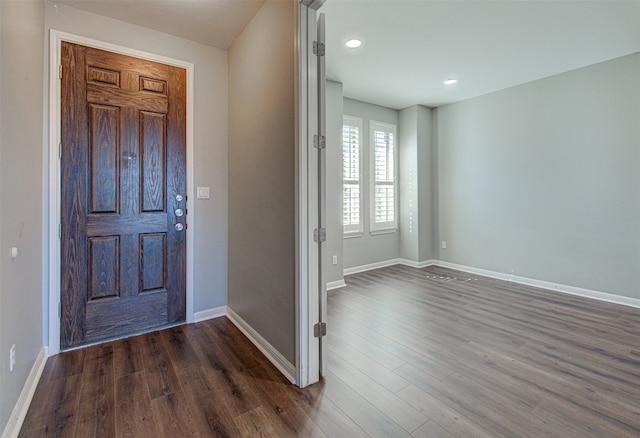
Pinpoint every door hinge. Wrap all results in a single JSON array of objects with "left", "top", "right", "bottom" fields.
[
  {"left": 313, "top": 41, "right": 325, "bottom": 57},
  {"left": 58, "top": 143, "right": 62, "bottom": 159},
  {"left": 314, "top": 322, "right": 327, "bottom": 338},
  {"left": 58, "top": 223, "right": 62, "bottom": 239},
  {"left": 313, "top": 228, "right": 326, "bottom": 243},
  {"left": 59, "top": 64, "right": 62, "bottom": 80},
  {"left": 313, "top": 134, "right": 326, "bottom": 149},
  {"left": 58, "top": 302, "right": 61, "bottom": 319}
]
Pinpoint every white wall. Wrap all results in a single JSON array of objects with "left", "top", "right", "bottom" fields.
[
  {"left": 437, "top": 53, "right": 640, "bottom": 298},
  {"left": 227, "top": 0, "right": 296, "bottom": 364},
  {"left": 325, "top": 80, "right": 344, "bottom": 283},
  {"left": 343, "top": 98, "right": 400, "bottom": 269},
  {"left": 0, "top": 0, "right": 45, "bottom": 431},
  {"left": 45, "top": 2, "right": 230, "bottom": 315}
]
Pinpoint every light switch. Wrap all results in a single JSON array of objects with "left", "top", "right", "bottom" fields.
[
  {"left": 10, "top": 247, "right": 18, "bottom": 259},
  {"left": 197, "top": 186, "right": 210, "bottom": 199}
]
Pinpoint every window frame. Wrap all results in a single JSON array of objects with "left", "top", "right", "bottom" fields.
[
  {"left": 369, "top": 120, "right": 398, "bottom": 234},
  {"left": 342, "top": 115, "right": 364, "bottom": 237}
]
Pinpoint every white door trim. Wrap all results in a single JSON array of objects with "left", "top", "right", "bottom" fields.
[{"left": 47, "top": 30, "right": 195, "bottom": 355}]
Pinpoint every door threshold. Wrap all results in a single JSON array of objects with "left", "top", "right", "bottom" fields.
[{"left": 59, "top": 321, "right": 186, "bottom": 353}]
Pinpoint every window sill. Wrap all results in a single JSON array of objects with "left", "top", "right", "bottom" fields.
[
  {"left": 344, "top": 232, "right": 363, "bottom": 239},
  {"left": 370, "top": 228, "right": 397, "bottom": 236}
]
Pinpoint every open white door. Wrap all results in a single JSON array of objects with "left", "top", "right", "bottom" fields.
[
  {"left": 316, "top": 12, "right": 328, "bottom": 376},
  {"left": 296, "top": 0, "right": 326, "bottom": 387}
]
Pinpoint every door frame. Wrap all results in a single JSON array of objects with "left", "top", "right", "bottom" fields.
[
  {"left": 47, "top": 30, "right": 195, "bottom": 355},
  {"left": 296, "top": 0, "right": 324, "bottom": 387}
]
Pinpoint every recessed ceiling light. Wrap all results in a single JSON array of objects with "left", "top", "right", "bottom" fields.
[
  {"left": 444, "top": 79, "right": 458, "bottom": 85},
  {"left": 345, "top": 39, "right": 362, "bottom": 49}
]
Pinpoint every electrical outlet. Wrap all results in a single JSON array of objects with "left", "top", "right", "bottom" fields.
[
  {"left": 9, "top": 345, "right": 16, "bottom": 372},
  {"left": 332, "top": 255, "right": 338, "bottom": 265},
  {"left": 441, "top": 241, "right": 447, "bottom": 249}
]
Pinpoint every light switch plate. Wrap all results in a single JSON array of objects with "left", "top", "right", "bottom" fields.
[{"left": 197, "top": 187, "right": 210, "bottom": 199}]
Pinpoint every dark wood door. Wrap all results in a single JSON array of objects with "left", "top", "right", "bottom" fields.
[{"left": 60, "top": 42, "right": 187, "bottom": 349}]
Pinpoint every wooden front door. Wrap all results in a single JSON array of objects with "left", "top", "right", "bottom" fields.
[{"left": 60, "top": 42, "right": 187, "bottom": 349}]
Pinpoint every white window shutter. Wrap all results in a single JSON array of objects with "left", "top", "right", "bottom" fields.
[
  {"left": 370, "top": 121, "right": 397, "bottom": 232},
  {"left": 342, "top": 116, "right": 363, "bottom": 234}
]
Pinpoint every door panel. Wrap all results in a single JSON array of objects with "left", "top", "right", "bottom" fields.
[
  {"left": 89, "top": 104, "right": 120, "bottom": 214},
  {"left": 140, "top": 111, "right": 166, "bottom": 212},
  {"left": 61, "top": 42, "right": 186, "bottom": 349},
  {"left": 317, "top": 12, "right": 328, "bottom": 377},
  {"left": 140, "top": 233, "right": 166, "bottom": 291}
]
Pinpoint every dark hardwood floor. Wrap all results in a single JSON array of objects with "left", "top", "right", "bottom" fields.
[{"left": 20, "top": 265, "right": 640, "bottom": 437}]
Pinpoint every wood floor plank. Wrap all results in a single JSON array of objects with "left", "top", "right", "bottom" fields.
[
  {"left": 150, "top": 390, "right": 202, "bottom": 437},
  {"left": 247, "top": 363, "right": 329, "bottom": 437},
  {"left": 50, "top": 348, "right": 86, "bottom": 381},
  {"left": 322, "top": 372, "right": 413, "bottom": 438},
  {"left": 139, "top": 331, "right": 181, "bottom": 399},
  {"left": 326, "top": 327, "right": 406, "bottom": 371},
  {"left": 533, "top": 395, "right": 640, "bottom": 437},
  {"left": 411, "top": 419, "right": 456, "bottom": 438},
  {"left": 19, "top": 374, "right": 82, "bottom": 437},
  {"left": 338, "top": 318, "right": 455, "bottom": 381},
  {"left": 327, "top": 353, "right": 427, "bottom": 432},
  {"left": 326, "top": 340, "right": 410, "bottom": 393},
  {"left": 172, "top": 355, "right": 241, "bottom": 437},
  {"left": 394, "top": 364, "right": 526, "bottom": 438},
  {"left": 115, "top": 371, "right": 159, "bottom": 437},
  {"left": 74, "top": 345, "right": 115, "bottom": 437},
  {"left": 233, "top": 406, "right": 280, "bottom": 437},
  {"left": 304, "top": 392, "right": 370, "bottom": 438},
  {"left": 112, "top": 335, "right": 144, "bottom": 378},
  {"left": 396, "top": 384, "right": 494, "bottom": 438}
]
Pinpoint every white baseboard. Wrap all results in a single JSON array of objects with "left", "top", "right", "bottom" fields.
[
  {"left": 327, "top": 279, "right": 346, "bottom": 290},
  {"left": 434, "top": 260, "right": 640, "bottom": 310},
  {"left": 344, "top": 258, "right": 435, "bottom": 276},
  {"left": 342, "top": 258, "right": 640, "bottom": 310},
  {"left": 343, "top": 258, "right": 404, "bottom": 275},
  {"left": 193, "top": 306, "right": 227, "bottom": 323},
  {"left": 398, "top": 258, "right": 436, "bottom": 269},
  {"left": 2, "top": 347, "right": 48, "bottom": 438},
  {"left": 226, "top": 307, "right": 297, "bottom": 384}
]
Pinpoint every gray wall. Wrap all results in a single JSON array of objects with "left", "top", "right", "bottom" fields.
[
  {"left": 228, "top": 1, "right": 296, "bottom": 364},
  {"left": 0, "top": 0, "right": 45, "bottom": 430},
  {"left": 45, "top": 1, "right": 230, "bottom": 315},
  {"left": 437, "top": 53, "right": 640, "bottom": 298},
  {"left": 399, "top": 105, "right": 435, "bottom": 263},
  {"left": 325, "top": 80, "right": 344, "bottom": 283},
  {"left": 343, "top": 98, "right": 401, "bottom": 269}
]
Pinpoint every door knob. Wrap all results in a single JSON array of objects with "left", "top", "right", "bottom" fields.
[
  {"left": 175, "top": 208, "right": 184, "bottom": 217},
  {"left": 175, "top": 223, "right": 184, "bottom": 232}
]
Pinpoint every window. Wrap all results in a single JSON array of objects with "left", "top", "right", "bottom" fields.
[
  {"left": 370, "top": 120, "right": 397, "bottom": 233},
  {"left": 342, "top": 116, "right": 363, "bottom": 235}
]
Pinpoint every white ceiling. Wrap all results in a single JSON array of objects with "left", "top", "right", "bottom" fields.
[
  {"left": 57, "top": 1, "right": 640, "bottom": 109},
  {"left": 323, "top": 0, "right": 640, "bottom": 109},
  {"left": 56, "top": 0, "right": 265, "bottom": 50}
]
